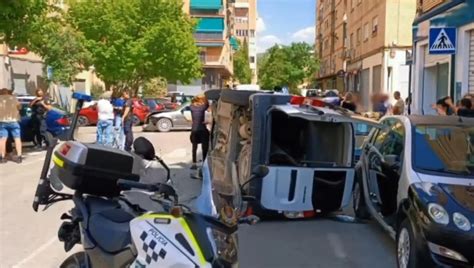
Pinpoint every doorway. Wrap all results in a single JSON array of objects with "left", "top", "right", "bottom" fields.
[{"left": 422, "top": 63, "right": 449, "bottom": 114}]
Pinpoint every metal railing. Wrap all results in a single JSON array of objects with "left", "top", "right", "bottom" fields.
[{"left": 193, "top": 32, "right": 224, "bottom": 41}]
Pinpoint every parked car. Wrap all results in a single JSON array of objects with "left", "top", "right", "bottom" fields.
[
  {"left": 143, "top": 98, "right": 166, "bottom": 113},
  {"left": 78, "top": 98, "right": 149, "bottom": 126},
  {"left": 144, "top": 103, "right": 210, "bottom": 132},
  {"left": 353, "top": 115, "right": 474, "bottom": 267}
]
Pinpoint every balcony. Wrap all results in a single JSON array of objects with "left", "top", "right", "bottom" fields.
[
  {"left": 191, "top": 0, "right": 223, "bottom": 10},
  {"left": 200, "top": 54, "right": 221, "bottom": 63},
  {"left": 195, "top": 17, "right": 224, "bottom": 32},
  {"left": 193, "top": 32, "right": 224, "bottom": 41}
]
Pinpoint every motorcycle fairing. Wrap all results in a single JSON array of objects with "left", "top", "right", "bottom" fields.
[{"left": 130, "top": 213, "right": 212, "bottom": 268}]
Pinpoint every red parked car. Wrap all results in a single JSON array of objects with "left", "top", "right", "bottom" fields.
[{"left": 78, "top": 98, "right": 149, "bottom": 126}]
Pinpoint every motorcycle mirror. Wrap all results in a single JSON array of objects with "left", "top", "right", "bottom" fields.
[
  {"left": 133, "top": 137, "right": 156, "bottom": 161},
  {"left": 251, "top": 165, "right": 269, "bottom": 178}
]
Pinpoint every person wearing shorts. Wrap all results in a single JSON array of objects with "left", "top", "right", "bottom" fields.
[{"left": 0, "top": 88, "right": 22, "bottom": 163}]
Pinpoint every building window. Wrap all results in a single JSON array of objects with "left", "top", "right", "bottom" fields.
[
  {"left": 364, "top": 23, "right": 369, "bottom": 41},
  {"left": 250, "top": 56, "right": 255, "bottom": 63},
  {"left": 250, "top": 30, "right": 255, "bottom": 37},
  {"left": 372, "top": 16, "right": 378, "bottom": 35},
  {"left": 351, "top": 0, "right": 356, "bottom": 10},
  {"left": 357, "top": 28, "right": 361, "bottom": 44},
  {"left": 350, "top": 33, "right": 354, "bottom": 48}
]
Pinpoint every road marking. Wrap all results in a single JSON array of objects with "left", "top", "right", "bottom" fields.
[
  {"left": 327, "top": 232, "right": 347, "bottom": 259},
  {"left": 12, "top": 236, "right": 57, "bottom": 268}
]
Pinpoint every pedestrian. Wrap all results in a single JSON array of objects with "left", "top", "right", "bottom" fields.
[
  {"left": 392, "top": 91, "right": 405, "bottom": 115},
  {"left": 190, "top": 94, "right": 210, "bottom": 170},
  {"left": 96, "top": 92, "right": 114, "bottom": 146},
  {"left": 341, "top": 92, "right": 357, "bottom": 112},
  {"left": 29, "top": 88, "right": 51, "bottom": 149},
  {"left": 111, "top": 93, "right": 125, "bottom": 149},
  {"left": 456, "top": 98, "right": 474, "bottom": 117},
  {"left": 0, "top": 88, "right": 22, "bottom": 163},
  {"left": 121, "top": 90, "right": 134, "bottom": 151},
  {"left": 433, "top": 96, "right": 455, "bottom": 116}
]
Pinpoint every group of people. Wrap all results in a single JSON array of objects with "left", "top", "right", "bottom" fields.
[
  {"left": 434, "top": 95, "right": 474, "bottom": 117},
  {"left": 340, "top": 90, "right": 406, "bottom": 116},
  {"left": 0, "top": 88, "right": 50, "bottom": 164},
  {"left": 95, "top": 91, "right": 134, "bottom": 151}
]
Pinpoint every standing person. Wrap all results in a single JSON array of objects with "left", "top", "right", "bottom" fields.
[
  {"left": 190, "top": 95, "right": 210, "bottom": 170},
  {"left": 121, "top": 90, "right": 134, "bottom": 151},
  {"left": 29, "top": 89, "right": 51, "bottom": 149},
  {"left": 96, "top": 92, "right": 115, "bottom": 146},
  {"left": 392, "top": 91, "right": 405, "bottom": 115},
  {"left": 0, "top": 88, "right": 22, "bottom": 163},
  {"left": 341, "top": 92, "right": 357, "bottom": 112}
]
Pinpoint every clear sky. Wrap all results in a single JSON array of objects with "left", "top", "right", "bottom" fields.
[{"left": 257, "top": 0, "right": 316, "bottom": 53}]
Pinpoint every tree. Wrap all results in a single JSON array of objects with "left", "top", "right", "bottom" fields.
[
  {"left": 142, "top": 78, "right": 168, "bottom": 98},
  {"left": 258, "top": 42, "right": 319, "bottom": 92},
  {"left": 1, "top": 1, "right": 90, "bottom": 86},
  {"left": 233, "top": 40, "right": 252, "bottom": 84},
  {"left": 67, "top": 0, "right": 202, "bottom": 93}
]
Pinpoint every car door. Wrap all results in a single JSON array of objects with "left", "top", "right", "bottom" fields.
[
  {"left": 364, "top": 119, "right": 405, "bottom": 216},
  {"left": 174, "top": 105, "right": 192, "bottom": 128}
]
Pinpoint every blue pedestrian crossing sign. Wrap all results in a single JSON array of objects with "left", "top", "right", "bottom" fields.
[{"left": 429, "top": 27, "right": 456, "bottom": 55}]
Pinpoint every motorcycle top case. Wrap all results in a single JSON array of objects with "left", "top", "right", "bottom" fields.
[{"left": 52, "top": 141, "right": 140, "bottom": 197}]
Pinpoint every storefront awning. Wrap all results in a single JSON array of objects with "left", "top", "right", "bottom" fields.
[{"left": 195, "top": 18, "right": 224, "bottom": 33}]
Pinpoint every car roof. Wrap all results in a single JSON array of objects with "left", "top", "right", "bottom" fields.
[{"left": 406, "top": 115, "right": 474, "bottom": 126}]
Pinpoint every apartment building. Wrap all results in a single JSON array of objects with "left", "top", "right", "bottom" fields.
[
  {"left": 411, "top": 0, "right": 474, "bottom": 115},
  {"left": 315, "top": 0, "right": 416, "bottom": 108},
  {"left": 231, "top": 0, "right": 258, "bottom": 83},
  {"left": 182, "top": 0, "right": 234, "bottom": 91}
]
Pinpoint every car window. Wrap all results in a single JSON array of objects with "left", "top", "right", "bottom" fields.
[{"left": 373, "top": 120, "right": 405, "bottom": 157}]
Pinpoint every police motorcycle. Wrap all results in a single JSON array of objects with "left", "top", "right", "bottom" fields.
[{"left": 32, "top": 92, "right": 268, "bottom": 268}]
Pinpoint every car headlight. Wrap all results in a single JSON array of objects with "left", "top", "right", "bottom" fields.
[
  {"left": 207, "top": 228, "right": 238, "bottom": 265},
  {"left": 427, "top": 203, "right": 449, "bottom": 225},
  {"left": 453, "top": 212, "right": 471, "bottom": 232}
]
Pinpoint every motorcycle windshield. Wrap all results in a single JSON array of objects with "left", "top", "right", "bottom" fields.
[{"left": 205, "top": 156, "right": 242, "bottom": 226}]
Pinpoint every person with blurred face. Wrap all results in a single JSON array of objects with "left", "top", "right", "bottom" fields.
[
  {"left": 0, "top": 88, "right": 22, "bottom": 163},
  {"left": 96, "top": 92, "right": 115, "bottom": 146},
  {"left": 121, "top": 90, "right": 134, "bottom": 151},
  {"left": 29, "top": 88, "right": 51, "bottom": 148}
]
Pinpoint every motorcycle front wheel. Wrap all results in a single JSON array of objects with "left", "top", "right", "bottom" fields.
[{"left": 60, "top": 252, "right": 89, "bottom": 268}]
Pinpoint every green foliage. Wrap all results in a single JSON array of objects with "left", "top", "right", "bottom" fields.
[
  {"left": 233, "top": 40, "right": 251, "bottom": 84},
  {"left": 142, "top": 78, "right": 168, "bottom": 98},
  {"left": 0, "top": 0, "right": 48, "bottom": 44},
  {"left": 258, "top": 42, "right": 319, "bottom": 91},
  {"left": 67, "top": 0, "right": 202, "bottom": 92}
]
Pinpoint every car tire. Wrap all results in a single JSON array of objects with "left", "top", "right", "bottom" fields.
[
  {"left": 220, "top": 90, "right": 260, "bottom": 106},
  {"left": 77, "top": 115, "right": 89, "bottom": 127},
  {"left": 156, "top": 118, "right": 172, "bottom": 132},
  {"left": 397, "top": 219, "right": 417, "bottom": 268},
  {"left": 60, "top": 252, "right": 89, "bottom": 268},
  {"left": 352, "top": 176, "right": 371, "bottom": 220},
  {"left": 132, "top": 115, "right": 141, "bottom": 126}
]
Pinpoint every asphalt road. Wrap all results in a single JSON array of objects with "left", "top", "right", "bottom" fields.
[{"left": 0, "top": 127, "right": 396, "bottom": 268}]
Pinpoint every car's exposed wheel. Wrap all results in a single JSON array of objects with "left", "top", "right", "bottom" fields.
[
  {"left": 220, "top": 89, "right": 260, "bottom": 106},
  {"left": 77, "top": 115, "right": 89, "bottom": 127},
  {"left": 156, "top": 118, "right": 172, "bottom": 132},
  {"left": 132, "top": 115, "right": 141, "bottom": 126},
  {"left": 397, "top": 219, "right": 417, "bottom": 268},
  {"left": 352, "top": 176, "right": 370, "bottom": 220},
  {"left": 60, "top": 252, "right": 89, "bottom": 268}
]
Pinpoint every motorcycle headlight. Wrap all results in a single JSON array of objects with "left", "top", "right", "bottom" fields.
[
  {"left": 427, "top": 203, "right": 449, "bottom": 225},
  {"left": 453, "top": 212, "right": 471, "bottom": 232},
  {"left": 207, "top": 228, "right": 238, "bottom": 265}
]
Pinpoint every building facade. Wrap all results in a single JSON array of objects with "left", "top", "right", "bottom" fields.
[
  {"left": 231, "top": 0, "right": 258, "bottom": 83},
  {"left": 182, "top": 0, "right": 234, "bottom": 91},
  {"left": 315, "top": 0, "right": 416, "bottom": 108},
  {"left": 411, "top": 0, "right": 474, "bottom": 115}
]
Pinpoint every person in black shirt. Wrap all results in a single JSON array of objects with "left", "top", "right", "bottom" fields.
[
  {"left": 121, "top": 91, "right": 134, "bottom": 151},
  {"left": 29, "top": 89, "right": 51, "bottom": 148},
  {"left": 190, "top": 95, "right": 209, "bottom": 170}
]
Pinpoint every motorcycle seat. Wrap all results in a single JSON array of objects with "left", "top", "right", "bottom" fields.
[{"left": 85, "top": 197, "right": 135, "bottom": 253}]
